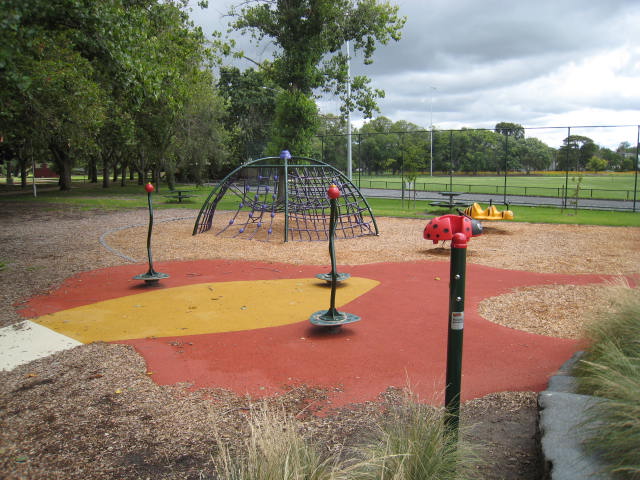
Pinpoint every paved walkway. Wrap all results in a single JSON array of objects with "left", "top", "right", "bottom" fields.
[{"left": 8, "top": 258, "right": 618, "bottom": 408}]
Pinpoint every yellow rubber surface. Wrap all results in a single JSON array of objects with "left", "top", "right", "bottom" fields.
[{"left": 34, "top": 277, "right": 379, "bottom": 343}]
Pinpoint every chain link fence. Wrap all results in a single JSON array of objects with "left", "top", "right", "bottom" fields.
[{"left": 313, "top": 125, "right": 640, "bottom": 212}]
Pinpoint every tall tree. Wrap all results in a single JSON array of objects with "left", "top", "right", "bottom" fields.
[
  {"left": 1, "top": 0, "right": 223, "bottom": 190},
  {"left": 357, "top": 116, "right": 396, "bottom": 174},
  {"left": 230, "top": 0, "right": 405, "bottom": 155},
  {"left": 558, "top": 135, "right": 597, "bottom": 171},
  {"left": 312, "top": 114, "right": 348, "bottom": 169},
  {"left": 494, "top": 122, "right": 525, "bottom": 140},
  {"left": 217, "top": 66, "right": 277, "bottom": 161},
  {"left": 515, "top": 137, "right": 553, "bottom": 173}
]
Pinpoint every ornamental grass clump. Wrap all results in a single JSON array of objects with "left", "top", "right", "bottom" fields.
[
  {"left": 349, "top": 392, "right": 483, "bottom": 480},
  {"left": 574, "top": 285, "right": 640, "bottom": 479},
  {"left": 212, "top": 392, "right": 483, "bottom": 480},
  {"left": 213, "top": 404, "right": 342, "bottom": 480}
]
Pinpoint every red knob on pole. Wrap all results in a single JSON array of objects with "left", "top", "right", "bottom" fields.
[
  {"left": 452, "top": 232, "right": 467, "bottom": 249},
  {"left": 327, "top": 184, "right": 341, "bottom": 199},
  {"left": 145, "top": 183, "right": 155, "bottom": 193}
]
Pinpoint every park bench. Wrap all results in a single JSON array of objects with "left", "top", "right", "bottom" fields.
[
  {"left": 163, "top": 190, "right": 194, "bottom": 203},
  {"left": 430, "top": 191, "right": 469, "bottom": 210}
]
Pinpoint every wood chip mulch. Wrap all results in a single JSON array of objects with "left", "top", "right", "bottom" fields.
[{"left": 1, "top": 203, "right": 638, "bottom": 480}]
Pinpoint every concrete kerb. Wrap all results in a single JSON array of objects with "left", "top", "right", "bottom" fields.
[{"left": 538, "top": 352, "right": 612, "bottom": 480}]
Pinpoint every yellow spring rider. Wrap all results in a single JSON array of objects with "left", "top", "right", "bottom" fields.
[{"left": 463, "top": 202, "right": 514, "bottom": 220}]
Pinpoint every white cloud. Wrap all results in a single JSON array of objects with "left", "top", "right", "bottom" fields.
[{"left": 188, "top": 0, "right": 640, "bottom": 148}]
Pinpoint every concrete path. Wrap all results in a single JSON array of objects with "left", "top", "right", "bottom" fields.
[{"left": 0, "top": 320, "right": 81, "bottom": 371}]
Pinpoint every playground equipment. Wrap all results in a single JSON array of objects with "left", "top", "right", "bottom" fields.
[
  {"left": 463, "top": 202, "right": 514, "bottom": 220},
  {"left": 423, "top": 214, "right": 482, "bottom": 244},
  {"left": 192, "top": 151, "right": 378, "bottom": 242},
  {"left": 309, "top": 185, "right": 360, "bottom": 328},
  {"left": 133, "top": 183, "right": 169, "bottom": 285},
  {"left": 426, "top": 213, "right": 481, "bottom": 440}
]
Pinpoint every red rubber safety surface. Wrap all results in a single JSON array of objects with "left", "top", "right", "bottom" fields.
[{"left": 20, "top": 259, "right": 615, "bottom": 408}]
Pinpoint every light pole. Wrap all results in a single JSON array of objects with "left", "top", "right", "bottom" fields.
[
  {"left": 429, "top": 86, "right": 436, "bottom": 177},
  {"left": 346, "top": 40, "right": 353, "bottom": 180}
]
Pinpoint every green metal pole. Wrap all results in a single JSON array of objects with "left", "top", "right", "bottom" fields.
[
  {"left": 328, "top": 196, "right": 339, "bottom": 316},
  {"left": 445, "top": 232, "right": 468, "bottom": 440},
  {"left": 146, "top": 189, "right": 156, "bottom": 274},
  {"left": 503, "top": 134, "right": 508, "bottom": 205},
  {"left": 281, "top": 150, "right": 291, "bottom": 242},
  {"left": 133, "top": 183, "right": 169, "bottom": 284}
]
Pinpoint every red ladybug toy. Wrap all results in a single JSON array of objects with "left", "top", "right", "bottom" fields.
[{"left": 423, "top": 214, "right": 482, "bottom": 244}]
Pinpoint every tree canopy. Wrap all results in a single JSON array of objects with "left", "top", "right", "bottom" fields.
[
  {"left": 0, "top": 0, "right": 226, "bottom": 189},
  {"left": 230, "top": 0, "right": 405, "bottom": 155}
]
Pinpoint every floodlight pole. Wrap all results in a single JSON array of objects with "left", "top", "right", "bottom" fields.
[
  {"left": 429, "top": 86, "right": 436, "bottom": 177},
  {"left": 633, "top": 124, "right": 639, "bottom": 213},
  {"left": 346, "top": 40, "right": 353, "bottom": 180}
]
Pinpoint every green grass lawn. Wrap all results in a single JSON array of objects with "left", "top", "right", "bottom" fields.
[
  {"left": 355, "top": 173, "right": 640, "bottom": 200},
  {"left": 367, "top": 198, "right": 640, "bottom": 226},
  {"left": 1, "top": 180, "right": 639, "bottom": 227}
]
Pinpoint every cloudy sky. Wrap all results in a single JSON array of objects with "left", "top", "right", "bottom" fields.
[{"left": 189, "top": 0, "right": 640, "bottom": 148}]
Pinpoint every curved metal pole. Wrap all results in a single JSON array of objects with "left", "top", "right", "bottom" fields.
[
  {"left": 328, "top": 196, "right": 339, "bottom": 316},
  {"left": 146, "top": 190, "right": 156, "bottom": 274}
]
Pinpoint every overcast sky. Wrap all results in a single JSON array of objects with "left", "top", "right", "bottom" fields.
[{"left": 189, "top": 0, "right": 640, "bottom": 148}]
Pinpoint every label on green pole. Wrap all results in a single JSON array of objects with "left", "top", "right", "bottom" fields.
[{"left": 451, "top": 312, "right": 464, "bottom": 330}]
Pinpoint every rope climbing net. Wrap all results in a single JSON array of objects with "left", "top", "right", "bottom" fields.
[{"left": 192, "top": 156, "right": 378, "bottom": 242}]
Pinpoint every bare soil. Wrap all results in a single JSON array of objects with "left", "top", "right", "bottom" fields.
[{"left": 1, "top": 203, "right": 639, "bottom": 479}]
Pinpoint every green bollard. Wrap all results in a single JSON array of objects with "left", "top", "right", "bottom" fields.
[{"left": 445, "top": 232, "right": 467, "bottom": 440}]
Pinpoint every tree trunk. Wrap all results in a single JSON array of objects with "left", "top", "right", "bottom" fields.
[
  {"left": 166, "top": 167, "right": 175, "bottom": 191},
  {"left": 49, "top": 143, "right": 72, "bottom": 191},
  {"left": 120, "top": 161, "right": 127, "bottom": 187},
  {"left": 153, "top": 167, "right": 161, "bottom": 193},
  {"left": 88, "top": 157, "right": 98, "bottom": 183},
  {"left": 20, "top": 158, "right": 28, "bottom": 188},
  {"left": 102, "top": 163, "right": 110, "bottom": 188},
  {"left": 5, "top": 160, "right": 13, "bottom": 185}
]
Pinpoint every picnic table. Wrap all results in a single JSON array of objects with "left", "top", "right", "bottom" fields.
[
  {"left": 430, "top": 191, "right": 468, "bottom": 210},
  {"left": 163, "top": 190, "right": 194, "bottom": 203}
]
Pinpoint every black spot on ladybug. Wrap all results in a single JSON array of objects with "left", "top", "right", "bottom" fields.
[
  {"left": 426, "top": 233, "right": 431, "bottom": 238},
  {"left": 444, "top": 228, "right": 449, "bottom": 233},
  {"left": 436, "top": 234, "right": 440, "bottom": 238},
  {"left": 433, "top": 224, "right": 438, "bottom": 228}
]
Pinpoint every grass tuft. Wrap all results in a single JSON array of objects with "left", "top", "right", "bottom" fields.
[
  {"left": 345, "top": 391, "right": 483, "bottom": 480},
  {"left": 574, "top": 285, "right": 640, "bottom": 478},
  {"left": 213, "top": 404, "right": 341, "bottom": 480},
  {"left": 212, "top": 392, "right": 483, "bottom": 480}
]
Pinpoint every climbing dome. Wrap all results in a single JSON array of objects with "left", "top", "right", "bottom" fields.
[{"left": 192, "top": 155, "right": 378, "bottom": 242}]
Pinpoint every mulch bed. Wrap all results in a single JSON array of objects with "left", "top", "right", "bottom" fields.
[{"left": 1, "top": 203, "right": 638, "bottom": 479}]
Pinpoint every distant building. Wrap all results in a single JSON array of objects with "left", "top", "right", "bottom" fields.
[{"left": 34, "top": 163, "right": 58, "bottom": 178}]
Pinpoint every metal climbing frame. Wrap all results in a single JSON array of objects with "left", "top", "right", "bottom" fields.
[{"left": 192, "top": 156, "right": 379, "bottom": 242}]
